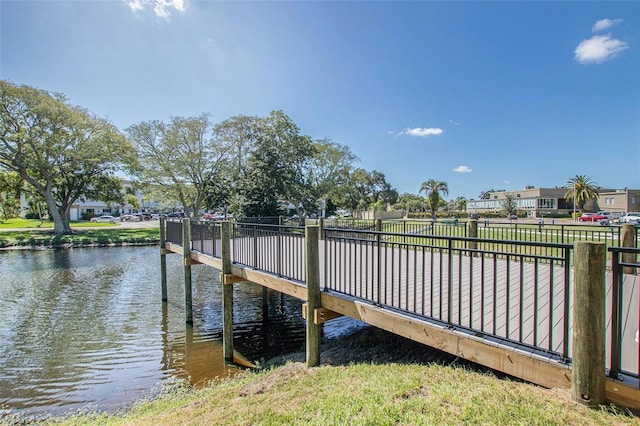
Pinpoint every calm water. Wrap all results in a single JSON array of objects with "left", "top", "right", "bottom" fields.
[{"left": 0, "top": 246, "right": 360, "bottom": 419}]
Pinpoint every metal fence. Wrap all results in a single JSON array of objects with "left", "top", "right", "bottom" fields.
[
  {"left": 608, "top": 246, "right": 639, "bottom": 388},
  {"left": 232, "top": 222, "right": 307, "bottom": 283},
  {"left": 323, "top": 228, "right": 573, "bottom": 360},
  {"left": 477, "top": 221, "right": 638, "bottom": 247},
  {"left": 191, "top": 220, "right": 222, "bottom": 258},
  {"left": 165, "top": 218, "right": 183, "bottom": 245}
]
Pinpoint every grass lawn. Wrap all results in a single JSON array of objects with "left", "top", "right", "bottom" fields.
[
  {"left": 0, "top": 227, "right": 159, "bottom": 248},
  {"left": 45, "top": 362, "right": 638, "bottom": 426},
  {"left": 0, "top": 218, "right": 115, "bottom": 229}
]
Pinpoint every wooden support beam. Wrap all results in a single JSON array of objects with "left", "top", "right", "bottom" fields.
[
  {"left": 183, "top": 258, "right": 202, "bottom": 266},
  {"left": 606, "top": 379, "right": 640, "bottom": 410},
  {"left": 302, "top": 304, "right": 344, "bottom": 324},
  {"left": 160, "top": 248, "right": 174, "bottom": 255},
  {"left": 219, "top": 272, "right": 246, "bottom": 285}
]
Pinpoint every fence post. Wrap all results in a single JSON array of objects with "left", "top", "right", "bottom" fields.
[
  {"left": 375, "top": 219, "right": 382, "bottom": 232},
  {"left": 221, "top": 221, "right": 234, "bottom": 361},
  {"left": 182, "top": 218, "right": 193, "bottom": 325},
  {"left": 621, "top": 224, "right": 637, "bottom": 275},
  {"left": 318, "top": 217, "right": 324, "bottom": 240},
  {"left": 469, "top": 219, "right": 478, "bottom": 255},
  {"left": 159, "top": 217, "right": 167, "bottom": 302},
  {"left": 572, "top": 241, "right": 606, "bottom": 407},
  {"left": 305, "top": 225, "right": 321, "bottom": 367}
]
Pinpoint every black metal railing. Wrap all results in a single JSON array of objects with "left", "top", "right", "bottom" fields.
[
  {"left": 323, "top": 228, "right": 573, "bottom": 360},
  {"left": 165, "top": 218, "right": 183, "bottom": 245},
  {"left": 382, "top": 220, "right": 469, "bottom": 238},
  {"left": 232, "top": 222, "right": 307, "bottom": 283},
  {"left": 608, "top": 246, "right": 639, "bottom": 388},
  {"left": 477, "top": 221, "right": 638, "bottom": 248},
  {"left": 190, "top": 220, "right": 222, "bottom": 258}
]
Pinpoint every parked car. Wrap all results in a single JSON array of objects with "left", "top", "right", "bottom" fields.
[
  {"left": 620, "top": 212, "right": 640, "bottom": 224},
  {"left": 578, "top": 213, "right": 607, "bottom": 222},
  {"left": 167, "top": 212, "right": 185, "bottom": 218},
  {"left": 90, "top": 215, "right": 120, "bottom": 224},
  {"left": 469, "top": 213, "right": 479, "bottom": 220},
  {"left": 507, "top": 213, "right": 518, "bottom": 220}
]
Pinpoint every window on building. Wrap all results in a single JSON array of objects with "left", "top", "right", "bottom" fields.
[{"left": 538, "top": 198, "right": 557, "bottom": 209}]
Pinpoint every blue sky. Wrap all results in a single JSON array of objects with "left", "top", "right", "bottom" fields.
[{"left": 2, "top": 0, "right": 639, "bottom": 201}]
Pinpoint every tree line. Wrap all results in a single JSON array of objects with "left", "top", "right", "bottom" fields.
[
  {"left": 0, "top": 81, "right": 401, "bottom": 234},
  {"left": 0, "top": 81, "right": 603, "bottom": 235}
]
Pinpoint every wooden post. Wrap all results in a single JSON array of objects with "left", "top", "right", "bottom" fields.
[
  {"left": 305, "top": 225, "right": 321, "bottom": 367},
  {"left": 159, "top": 216, "right": 168, "bottom": 302},
  {"left": 374, "top": 218, "right": 382, "bottom": 232},
  {"left": 572, "top": 241, "right": 606, "bottom": 407},
  {"left": 183, "top": 218, "right": 193, "bottom": 325},
  {"left": 621, "top": 224, "right": 637, "bottom": 274},
  {"left": 221, "top": 221, "right": 234, "bottom": 361},
  {"left": 262, "top": 286, "right": 269, "bottom": 321},
  {"left": 318, "top": 217, "right": 324, "bottom": 240},
  {"left": 469, "top": 219, "right": 478, "bottom": 255}
]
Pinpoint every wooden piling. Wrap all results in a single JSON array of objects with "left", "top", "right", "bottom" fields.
[
  {"left": 621, "top": 224, "right": 637, "bottom": 274},
  {"left": 469, "top": 219, "right": 478, "bottom": 253},
  {"left": 182, "top": 218, "right": 193, "bottom": 324},
  {"left": 159, "top": 217, "right": 167, "bottom": 302},
  {"left": 221, "top": 221, "right": 234, "bottom": 361},
  {"left": 571, "top": 241, "right": 606, "bottom": 407},
  {"left": 305, "top": 225, "right": 321, "bottom": 367}
]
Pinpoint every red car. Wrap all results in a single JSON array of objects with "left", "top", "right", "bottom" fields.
[{"left": 578, "top": 213, "right": 607, "bottom": 222}]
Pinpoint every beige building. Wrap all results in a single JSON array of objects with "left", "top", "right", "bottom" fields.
[{"left": 467, "top": 186, "right": 640, "bottom": 217}]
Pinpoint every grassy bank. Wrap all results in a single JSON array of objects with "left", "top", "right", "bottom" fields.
[
  {"left": 18, "top": 328, "right": 640, "bottom": 426},
  {"left": 0, "top": 227, "right": 159, "bottom": 249}
]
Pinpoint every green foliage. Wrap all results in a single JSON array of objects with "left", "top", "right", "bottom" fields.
[
  {"left": 502, "top": 194, "right": 518, "bottom": 215},
  {"left": 342, "top": 169, "right": 398, "bottom": 212},
  {"left": 395, "top": 193, "right": 425, "bottom": 213},
  {"left": 419, "top": 179, "right": 449, "bottom": 219},
  {"left": 237, "top": 111, "right": 315, "bottom": 217},
  {"left": 0, "top": 81, "right": 135, "bottom": 235},
  {"left": 565, "top": 175, "right": 599, "bottom": 211}
]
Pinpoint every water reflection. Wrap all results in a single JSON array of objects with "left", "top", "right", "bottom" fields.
[{"left": 0, "top": 246, "right": 350, "bottom": 419}]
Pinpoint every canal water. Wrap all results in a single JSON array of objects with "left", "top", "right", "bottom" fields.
[{"left": 0, "top": 246, "right": 361, "bottom": 419}]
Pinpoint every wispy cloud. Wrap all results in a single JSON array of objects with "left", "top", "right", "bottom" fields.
[
  {"left": 574, "top": 35, "right": 628, "bottom": 64},
  {"left": 401, "top": 127, "right": 444, "bottom": 137},
  {"left": 448, "top": 120, "right": 461, "bottom": 126},
  {"left": 124, "top": 0, "right": 187, "bottom": 20},
  {"left": 453, "top": 166, "right": 472, "bottom": 173},
  {"left": 592, "top": 18, "right": 623, "bottom": 32}
]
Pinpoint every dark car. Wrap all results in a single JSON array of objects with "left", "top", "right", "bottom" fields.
[
  {"left": 469, "top": 213, "right": 479, "bottom": 220},
  {"left": 167, "top": 212, "right": 185, "bottom": 218}
]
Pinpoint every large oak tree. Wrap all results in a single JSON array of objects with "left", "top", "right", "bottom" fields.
[{"left": 0, "top": 81, "right": 134, "bottom": 234}]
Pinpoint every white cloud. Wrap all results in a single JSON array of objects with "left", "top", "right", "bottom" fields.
[
  {"left": 448, "top": 120, "right": 461, "bottom": 126},
  {"left": 574, "top": 35, "right": 628, "bottom": 64},
  {"left": 592, "top": 18, "right": 623, "bottom": 32},
  {"left": 453, "top": 166, "right": 472, "bottom": 173},
  {"left": 403, "top": 127, "right": 443, "bottom": 137},
  {"left": 124, "top": 0, "right": 187, "bottom": 20}
]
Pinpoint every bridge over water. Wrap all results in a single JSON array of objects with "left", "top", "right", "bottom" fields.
[{"left": 160, "top": 218, "right": 639, "bottom": 409}]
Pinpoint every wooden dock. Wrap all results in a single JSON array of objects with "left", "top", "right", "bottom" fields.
[{"left": 164, "top": 220, "right": 640, "bottom": 409}]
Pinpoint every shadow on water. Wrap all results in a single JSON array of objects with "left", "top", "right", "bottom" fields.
[{"left": 0, "top": 246, "right": 362, "bottom": 420}]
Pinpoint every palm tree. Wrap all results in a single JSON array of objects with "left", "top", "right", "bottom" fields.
[
  {"left": 419, "top": 179, "right": 449, "bottom": 219},
  {"left": 564, "top": 175, "right": 599, "bottom": 213}
]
